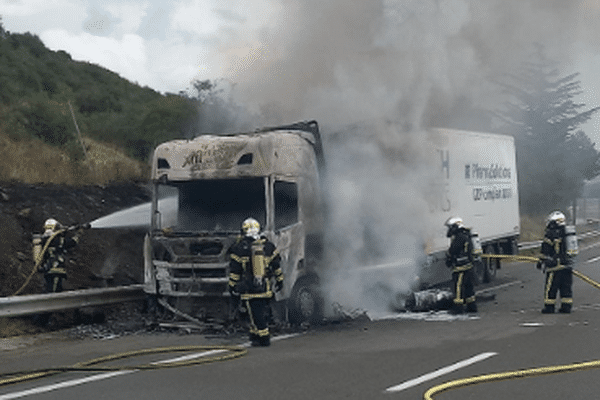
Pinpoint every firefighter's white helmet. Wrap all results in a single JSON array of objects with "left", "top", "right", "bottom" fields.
[
  {"left": 43, "top": 218, "right": 61, "bottom": 235},
  {"left": 444, "top": 216, "right": 464, "bottom": 229},
  {"left": 445, "top": 216, "right": 464, "bottom": 238},
  {"left": 547, "top": 211, "right": 566, "bottom": 227},
  {"left": 241, "top": 218, "right": 260, "bottom": 239}
]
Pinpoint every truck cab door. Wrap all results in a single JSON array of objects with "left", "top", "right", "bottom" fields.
[
  {"left": 273, "top": 222, "right": 305, "bottom": 300},
  {"left": 271, "top": 179, "right": 303, "bottom": 301}
]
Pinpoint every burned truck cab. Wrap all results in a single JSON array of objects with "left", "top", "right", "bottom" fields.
[{"left": 144, "top": 121, "right": 325, "bottom": 323}]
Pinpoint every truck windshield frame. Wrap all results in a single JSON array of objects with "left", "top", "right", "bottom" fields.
[
  {"left": 153, "top": 177, "right": 267, "bottom": 232},
  {"left": 274, "top": 179, "right": 299, "bottom": 230}
]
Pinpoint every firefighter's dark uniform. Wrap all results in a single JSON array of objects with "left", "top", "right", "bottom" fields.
[
  {"left": 446, "top": 227, "right": 477, "bottom": 314},
  {"left": 540, "top": 224, "right": 575, "bottom": 313},
  {"left": 38, "top": 231, "right": 78, "bottom": 293},
  {"left": 228, "top": 235, "right": 283, "bottom": 346}
]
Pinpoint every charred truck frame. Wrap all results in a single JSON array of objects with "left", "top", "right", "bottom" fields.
[{"left": 144, "top": 121, "right": 326, "bottom": 324}]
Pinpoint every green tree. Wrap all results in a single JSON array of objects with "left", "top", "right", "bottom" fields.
[
  {"left": 0, "top": 16, "right": 5, "bottom": 38},
  {"left": 19, "top": 93, "right": 73, "bottom": 146},
  {"left": 124, "top": 94, "right": 197, "bottom": 160},
  {"left": 496, "top": 45, "right": 600, "bottom": 215},
  {"left": 190, "top": 79, "right": 258, "bottom": 135}
]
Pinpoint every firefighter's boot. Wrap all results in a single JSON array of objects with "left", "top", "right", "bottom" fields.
[
  {"left": 541, "top": 304, "right": 555, "bottom": 314},
  {"left": 449, "top": 304, "right": 464, "bottom": 315},
  {"left": 258, "top": 335, "right": 271, "bottom": 347},
  {"left": 466, "top": 302, "right": 478, "bottom": 313},
  {"left": 558, "top": 303, "right": 572, "bottom": 314},
  {"left": 250, "top": 333, "right": 260, "bottom": 347}
]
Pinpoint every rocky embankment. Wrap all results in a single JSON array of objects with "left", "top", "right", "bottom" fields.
[{"left": 0, "top": 182, "right": 151, "bottom": 298}]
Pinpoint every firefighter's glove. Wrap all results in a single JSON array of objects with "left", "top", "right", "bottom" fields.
[
  {"left": 536, "top": 260, "right": 544, "bottom": 271},
  {"left": 237, "top": 281, "right": 250, "bottom": 293},
  {"left": 76, "top": 223, "right": 91, "bottom": 235},
  {"left": 546, "top": 257, "right": 558, "bottom": 268},
  {"left": 275, "top": 280, "right": 284, "bottom": 293},
  {"left": 445, "top": 256, "right": 452, "bottom": 268}
]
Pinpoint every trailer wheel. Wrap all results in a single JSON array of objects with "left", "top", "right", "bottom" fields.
[
  {"left": 483, "top": 244, "right": 497, "bottom": 283},
  {"left": 473, "top": 259, "right": 485, "bottom": 285},
  {"left": 288, "top": 276, "right": 324, "bottom": 326}
]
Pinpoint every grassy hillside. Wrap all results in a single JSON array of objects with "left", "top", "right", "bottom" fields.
[
  {"left": 0, "top": 26, "right": 201, "bottom": 176},
  {"left": 0, "top": 131, "right": 147, "bottom": 185}
]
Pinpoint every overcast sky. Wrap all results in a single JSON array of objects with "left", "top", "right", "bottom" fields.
[
  {"left": 1, "top": 0, "right": 277, "bottom": 94},
  {"left": 2, "top": 0, "right": 600, "bottom": 142}
]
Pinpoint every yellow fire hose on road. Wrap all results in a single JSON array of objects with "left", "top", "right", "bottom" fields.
[
  {"left": 480, "top": 253, "right": 542, "bottom": 264},
  {"left": 0, "top": 345, "right": 248, "bottom": 387},
  {"left": 423, "top": 358, "right": 600, "bottom": 400},
  {"left": 480, "top": 253, "right": 600, "bottom": 289},
  {"left": 423, "top": 253, "right": 600, "bottom": 399}
]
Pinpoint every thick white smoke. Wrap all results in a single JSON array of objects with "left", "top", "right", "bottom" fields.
[
  {"left": 320, "top": 122, "right": 440, "bottom": 313},
  {"left": 201, "top": 0, "right": 597, "bottom": 313},
  {"left": 212, "top": 0, "right": 591, "bottom": 127}
]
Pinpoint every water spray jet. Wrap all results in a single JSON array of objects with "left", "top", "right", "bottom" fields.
[{"left": 89, "top": 197, "right": 178, "bottom": 229}]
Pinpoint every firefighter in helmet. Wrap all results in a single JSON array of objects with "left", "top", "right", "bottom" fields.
[
  {"left": 228, "top": 218, "right": 283, "bottom": 347},
  {"left": 537, "top": 211, "right": 578, "bottom": 314},
  {"left": 33, "top": 218, "right": 81, "bottom": 293},
  {"left": 444, "top": 216, "right": 478, "bottom": 314}
]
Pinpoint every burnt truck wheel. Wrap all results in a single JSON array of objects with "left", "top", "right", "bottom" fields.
[
  {"left": 483, "top": 244, "right": 497, "bottom": 283},
  {"left": 473, "top": 259, "right": 485, "bottom": 285},
  {"left": 288, "top": 277, "right": 324, "bottom": 325}
]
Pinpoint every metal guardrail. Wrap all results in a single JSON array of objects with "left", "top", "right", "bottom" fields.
[{"left": 0, "top": 284, "right": 145, "bottom": 318}]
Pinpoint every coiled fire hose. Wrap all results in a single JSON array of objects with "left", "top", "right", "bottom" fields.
[
  {"left": 423, "top": 253, "right": 600, "bottom": 399},
  {"left": 0, "top": 345, "right": 248, "bottom": 387}
]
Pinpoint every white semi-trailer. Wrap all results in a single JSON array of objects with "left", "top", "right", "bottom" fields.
[
  {"left": 322, "top": 125, "right": 520, "bottom": 312},
  {"left": 416, "top": 128, "right": 520, "bottom": 287},
  {"left": 143, "top": 122, "right": 520, "bottom": 323}
]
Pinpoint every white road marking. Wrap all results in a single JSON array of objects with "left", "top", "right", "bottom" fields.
[
  {"left": 0, "top": 333, "right": 302, "bottom": 399},
  {"left": 519, "top": 322, "right": 545, "bottom": 327},
  {"left": 152, "top": 349, "right": 227, "bottom": 364},
  {"left": 270, "top": 333, "right": 302, "bottom": 342},
  {"left": 0, "top": 371, "right": 134, "bottom": 400},
  {"left": 586, "top": 255, "right": 600, "bottom": 264},
  {"left": 476, "top": 280, "right": 522, "bottom": 295},
  {"left": 368, "top": 310, "right": 480, "bottom": 322},
  {"left": 581, "top": 241, "right": 600, "bottom": 251},
  {"left": 384, "top": 352, "right": 498, "bottom": 393}
]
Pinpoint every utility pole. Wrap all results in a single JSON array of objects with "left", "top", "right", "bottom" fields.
[{"left": 68, "top": 100, "right": 87, "bottom": 160}]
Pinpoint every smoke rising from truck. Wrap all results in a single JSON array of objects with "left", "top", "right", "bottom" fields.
[
  {"left": 199, "top": 1, "right": 595, "bottom": 313},
  {"left": 214, "top": 0, "right": 588, "bottom": 128},
  {"left": 320, "top": 122, "right": 440, "bottom": 313}
]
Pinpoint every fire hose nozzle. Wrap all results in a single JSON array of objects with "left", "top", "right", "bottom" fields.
[{"left": 67, "top": 223, "right": 92, "bottom": 231}]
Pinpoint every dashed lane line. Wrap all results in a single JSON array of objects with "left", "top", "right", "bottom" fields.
[
  {"left": 475, "top": 280, "right": 522, "bottom": 295},
  {"left": 384, "top": 352, "right": 498, "bottom": 393},
  {"left": 0, "top": 371, "right": 134, "bottom": 400}
]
